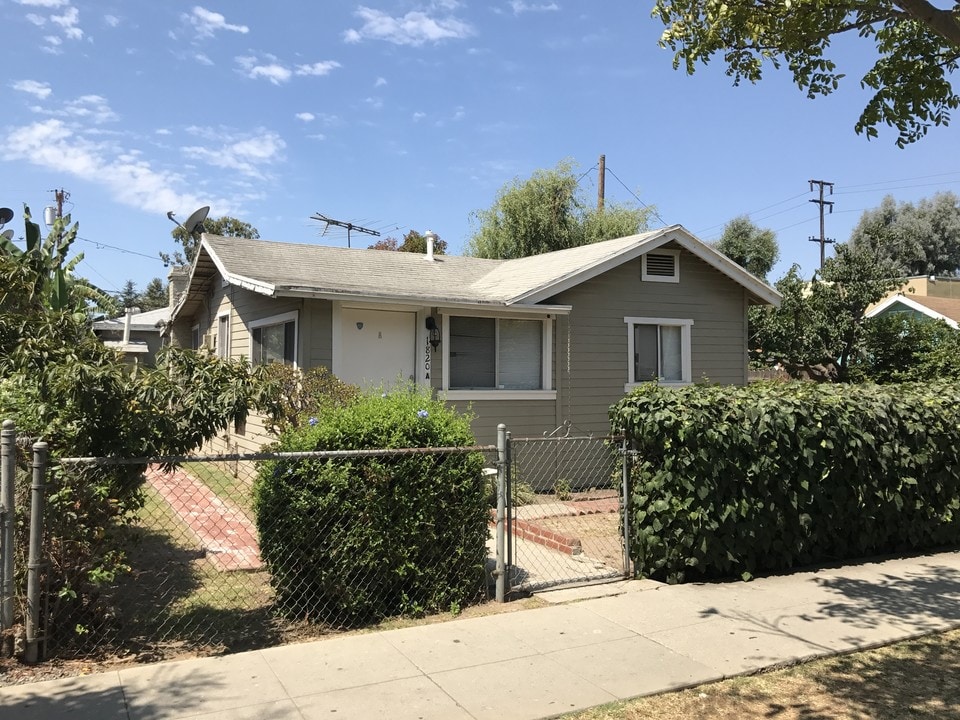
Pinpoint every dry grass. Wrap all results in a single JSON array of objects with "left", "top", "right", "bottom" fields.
[{"left": 563, "top": 627, "right": 960, "bottom": 720}]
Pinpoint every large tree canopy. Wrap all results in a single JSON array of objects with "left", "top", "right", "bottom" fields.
[
  {"left": 849, "top": 191, "right": 960, "bottom": 276},
  {"left": 750, "top": 243, "right": 903, "bottom": 382},
  {"left": 467, "top": 160, "right": 654, "bottom": 259},
  {"left": 163, "top": 215, "right": 260, "bottom": 266},
  {"left": 714, "top": 215, "right": 779, "bottom": 279},
  {"left": 369, "top": 229, "right": 448, "bottom": 254},
  {"left": 654, "top": 1, "right": 960, "bottom": 146}
]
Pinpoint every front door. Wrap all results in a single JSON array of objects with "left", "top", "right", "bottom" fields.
[{"left": 339, "top": 307, "right": 417, "bottom": 390}]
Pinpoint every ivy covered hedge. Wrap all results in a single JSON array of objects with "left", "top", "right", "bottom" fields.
[
  {"left": 610, "top": 381, "right": 960, "bottom": 583},
  {"left": 254, "top": 388, "right": 488, "bottom": 627}
]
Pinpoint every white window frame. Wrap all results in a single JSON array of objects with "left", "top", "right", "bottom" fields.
[
  {"left": 624, "top": 316, "right": 693, "bottom": 390},
  {"left": 248, "top": 310, "right": 299, "bottom": 368},
  {"left": 216, "top": 311, "right": 231, "bottom": 359},
  {"left": 190, "top": 323, "right": 202, "bottom": 351},
  {"left": 641, "top": 249, "right": 680, "bottom": 283},
  {"left": 442, "top": 314, "right": 555, "bottom": 401}
]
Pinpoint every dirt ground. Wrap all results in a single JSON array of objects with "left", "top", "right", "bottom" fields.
[
  {"left": 536, "top": 513, "right": 623, "bottom": 568},
  {"left": 563, "top": 627, "right": 960, "bottom": 720}
]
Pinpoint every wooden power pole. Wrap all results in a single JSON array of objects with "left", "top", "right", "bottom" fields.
[
  {"left": 597, "top": 154, "right": 605, "bottom": 211},
  {"left": 808, "top": 179, "right": 835, "bottom": 269}
]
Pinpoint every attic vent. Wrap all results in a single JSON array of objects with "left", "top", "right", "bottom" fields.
[{"left": 642, "top": 250, "right": 680, "bottom": 283}]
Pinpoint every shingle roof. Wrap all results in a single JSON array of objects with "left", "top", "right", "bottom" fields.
[
  {"left": 93, "top": 306, "right": 170, "bottom": 332},
  {"left": 173, "top": 224, "right": 780, "bottom": 322}
]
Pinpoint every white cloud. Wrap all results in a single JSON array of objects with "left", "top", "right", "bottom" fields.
[
  {"left": 364, "top": 97, "right": 383, "bottom": 110},
  {"left": 295, "top": 61, "right": 341, "bottom": 77},
  {"left": 1, "top": 119, "right": 234, "bottom": 216},
  {"left": 412, "top": 111, "right": 426, "bottom": 122},
  {"left": 509, "top": 1, "right": 559, "bottom": 14},
  {"left": 25, "top": 13, "right": 45, "bottom": 25},
  {"left": 184, "top": 6, "right": 249, "bottom": 38},
  {"left": 155, "top": 128, "right": 172, "bottom": 136},
  {"left": 31, "top": 95, "right": 117, "bottom": 124},
  {"left": 51, "top": 5, "right": 82, "bottom": 40},
  {"left": 13, "top": 80, "right": 53, "bottom": 100},
  {"left": 344, "top": 6, "right": 473, "bottom": 46},
  {"left": 14, "top": 0, "right": 67, "bottom": 6},
  {"left": 374, "top": 77, "right": 387, "bottom": 87},
  {"left": 194, "top": 52, "right": 214, "bottom": 66},
  {"left": 104, "top": 14, "right": 119, "bottom": 27},
  {"left": 307, "top": 133, "right": 326, "bottom": 141},
  {"left": 295, "top": 112, "right": 315, "bottom": 122},
  {"left": 41, "top": 35, "right": 63, "bottom": 53},
  {"left": 182, "top": 128, "right": 286, "bottom": 178}
]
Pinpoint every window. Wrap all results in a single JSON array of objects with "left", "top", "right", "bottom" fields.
[
  {"left": 216, "top": 313, "right": 230, "bottom": 359},
  {"left": 250, "top": 311, "right": 298, "bottom": 366},
  {"left": 641, "top": 249, "right": 680, "bottom": 283},
  {"left": 447, "top": 316, "right": 548, "bottom": 392},
  {"left": 191, "top": 324, "right": 202, "bottom": 351},
  {"left": 625, "top": 317, "right": 693, "bottom": 387}
]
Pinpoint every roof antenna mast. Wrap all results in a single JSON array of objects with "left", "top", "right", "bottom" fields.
[{"left": 310, "top": 212, "right": 380, "bottom": 248}]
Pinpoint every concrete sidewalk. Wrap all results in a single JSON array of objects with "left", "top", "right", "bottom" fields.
[{"left": 3, "top": 550, "right": 960, "bottom": 720}]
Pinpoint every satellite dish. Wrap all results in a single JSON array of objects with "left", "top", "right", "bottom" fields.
[
  {"left": 0, "top": 208, "right": 13, "bottom": 227},
  {"left": 183, "top": 206, "right": 210, "bottom": 235},
  {"left": 0, "top": 229, "right": 13, "bottom": 241}
]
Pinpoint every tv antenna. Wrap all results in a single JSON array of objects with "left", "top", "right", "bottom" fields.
[
  {"left": 310, "top": 212, "right": 380, "bottom": 248},
  {"left": 167, "top": 206, "right": 210, "bottom": 236}
]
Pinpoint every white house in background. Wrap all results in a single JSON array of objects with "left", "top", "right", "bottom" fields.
[
  {"left": 93, "top": 306, "right": 170, "bottom": 365},
  {"left": 167, "top": 225, "right": 781, "bottom": 450}
]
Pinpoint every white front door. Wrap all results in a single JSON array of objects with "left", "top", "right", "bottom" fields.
[{"left": 339, "top": 307, "right": 417, "bottom": 390}]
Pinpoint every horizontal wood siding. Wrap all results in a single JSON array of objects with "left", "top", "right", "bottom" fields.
[
  {"left": 552, "top": 249, "right": 748, "bottom": 434},
  {"left": 444, "top": 399, "right": 557, "bottom": 445}
]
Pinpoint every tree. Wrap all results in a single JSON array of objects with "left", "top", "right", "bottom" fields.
[
  {"left": 117, "top": 280, "right": 139, "bottom": 309},
  {"left": 654, "top": 1, "right": 960, "bottom": 146},
  {"left": 850, "top": 192, "right": 960, "bottom": 276},
  {"left": 467, "top": 160, "right": 654, "bottom": 259},
  {"left": 750, "top": 243, "right": 902, "bottom": 382},
  {"left": 138, "top": 278, "right": 168, "bottom": 311},
  {"left": 369, "top": 229, "right": 448, "bottom": 254},
  {"left": 714, "top": 216, "right": 779, "bottom": 280},
  {"left": 858, "top": 313, "right": 960, "bottom": 382},
  {"left": 162, "top": 215, "right": 260, "bottom": 266}
]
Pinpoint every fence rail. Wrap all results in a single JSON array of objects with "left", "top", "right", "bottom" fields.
[{"left": 0, "top": 422, "right": 631, "bottom": 667}]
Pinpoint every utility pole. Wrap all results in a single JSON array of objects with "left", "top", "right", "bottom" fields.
[
  {"left": 808, "top": 179, "right": 834, "bottom": 270},
  {"left": 309, "top": 212, "right": 380, "bottom": 248},
  {"left": 597, "top": 154, "right": 605, "bottom": 211},
  {"left": 49, "top": 187, "right": 69, "bottom": 254}
]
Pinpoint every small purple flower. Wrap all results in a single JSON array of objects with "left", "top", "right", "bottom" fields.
[
  {"left": 417, "top": 409, "right": 429, "bottom": 419},
  {"left": 308, "top": 417, "right": 318, "bottom": 426}
]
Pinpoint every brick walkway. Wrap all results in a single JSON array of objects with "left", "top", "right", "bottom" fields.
[{"left": 144, "top": 465, "right": 262, "bottom": 572}]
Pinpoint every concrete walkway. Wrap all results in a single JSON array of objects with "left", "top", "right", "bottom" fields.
[{"left": 3, "top": 550, "right": 960, "bottom": 719}]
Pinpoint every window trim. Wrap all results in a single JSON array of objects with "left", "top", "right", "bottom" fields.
[
  {"left": 248, "top": 310, "right": 299, "bottom": 368},
  {"left": 216, "top": 311, "right": 231, "bottom": 359},
  {"left": 624, "top": 316, "right": 693, "bottom": 389},
  {"left": 190, "top": 323, "right": 202, "bottom": 351},
  {"left": 441, "top": 314, "right": 555, "bottom": 400},
  {"left": 641, "top": 249, "right": 680, "bottom": 283}
]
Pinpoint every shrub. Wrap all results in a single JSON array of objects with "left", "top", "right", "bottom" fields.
[
  {"left": 611, "top": 381, "right": 960, "bottom": 584},
  {"left": 254, "top": 387, "right": 488, "bottom": 627}
]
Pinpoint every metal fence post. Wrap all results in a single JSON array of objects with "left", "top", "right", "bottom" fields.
[
  {"left": 621, "top": 438, "right": 632, "bottom": 578},
  {"left": 25, "top": 441, "right": 48, "bottom": 664},
  {"left": 495, "top": 424, "right": 507, "bottom": 603},
  {"left": 1, "top": 420, "right": 15, "bottom": 646}
]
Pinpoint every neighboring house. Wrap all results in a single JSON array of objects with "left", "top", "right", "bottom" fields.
[
  {"left": 867, "top": 276, "right": 960, "bottom": 329},
  {"left": 93, "top": 306, "right": 170, "bottom": 365},
  {"left": 167, "top": 225, "right": 781, "bottom": 451}
]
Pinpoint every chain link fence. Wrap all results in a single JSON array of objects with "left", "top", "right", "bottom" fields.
[
  {"left": 6, "top": 443, "right": 497, "bottom": 663},
  {"left": 506, "top": 431, "right": 629, "bottom": 593}
]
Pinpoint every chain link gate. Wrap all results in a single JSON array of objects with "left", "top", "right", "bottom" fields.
[{"left": 504, "top": 424, "right": 631, "bottom": 593}]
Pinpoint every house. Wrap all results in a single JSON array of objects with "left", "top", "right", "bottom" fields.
[
  {"left": 167, "top": 225, "right": 781, "bottom": 451},
  {"left": 866, "top": 276, "right": 960, "bottom": 328},
  {"left": 93, "top": 305, "right": 170, "bottom": 365}
]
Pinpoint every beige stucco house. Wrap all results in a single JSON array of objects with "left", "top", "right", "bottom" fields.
[
  {"left": 167, "top": 225, "right": 780, "bottom": 450},
  {"left": 866, "top": 276, "right": 960, "bottom": 328}
]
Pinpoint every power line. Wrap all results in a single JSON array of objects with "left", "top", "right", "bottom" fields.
[
  {"left": 76, "top": 235, "right": 167, "bottom": 264},
  {"left": 838, "top": 170, "right": 960, "bottom": 191},
  {"left": 602, "top": 165, "right": 669, "bottom": 227}
]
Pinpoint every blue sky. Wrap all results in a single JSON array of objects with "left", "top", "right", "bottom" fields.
[{"left": 2, "top": 1, "right": 959, "bottom": 297}]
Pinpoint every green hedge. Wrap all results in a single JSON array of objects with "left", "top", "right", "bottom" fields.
[
  {"left": 254, "top": 388, "right": 488, "bottom": 627},
  {"left": 610, "top": 381, "right": 960, "bottom": 583}
]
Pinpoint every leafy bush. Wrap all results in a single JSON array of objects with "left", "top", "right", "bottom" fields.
[
  {"left": 254, "top": 363, "right": 359, "bottom": 435},
  {"left": 611, "top": 381, "right": 960, "bottom": 584},
  {"left": 857, "top": 314, "right": 960, "bottom": 383},
  {"left": 254, "top": 387, "right": 488, "bottom": 627}
]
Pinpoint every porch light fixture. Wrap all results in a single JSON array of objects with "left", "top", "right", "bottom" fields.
[{"left": 425, "top": 316, "right": 441, "bottom": 350}]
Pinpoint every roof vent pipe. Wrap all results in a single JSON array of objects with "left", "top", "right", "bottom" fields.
[
  {"left": 424, "top": 230, "right": 436, "bottom": 262},
  {"left": 123, "top": 307, "right": 133, "bottom": 345}
]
